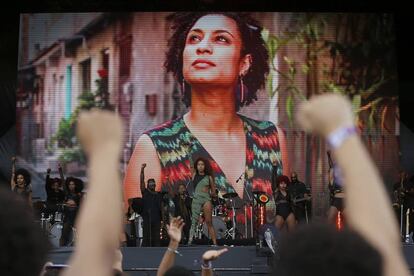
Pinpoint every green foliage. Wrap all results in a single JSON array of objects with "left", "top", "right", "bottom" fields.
[
  {"left": 58, "top": 146, "right": 86, "bottom": 165},
  {"left": 52, "top": 117, "right": 75, "bottom": 148},
  {"left": 262, "top": 13, "right": 398, "bottom": 133},
  {"left": 52, "top": 81, "right": 108, "bottom": 165}
]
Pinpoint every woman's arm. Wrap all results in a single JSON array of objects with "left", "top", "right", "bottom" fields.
[
  {"left": 200, "top": 248, "right": 228, "bottom": 276},
  {"left": 297, "top": 94, "right": 410, "bottom": 276},
  {"left": 10, "top": 156, "right": 16, "bottom": 190},
  {"left": 45, "top": 168, "right": 51, "bottom": 194},
  {"left": 58, "top": 164, "right": 65, "bottom": 188},
  {"left": 157, "top": 217, "right": 184, "bottom": 276},
  {"left": 124, "top": 134, "right": 161, "bottom": 205},
  {"left": 62, "top": 110, "right": 124, "bottom": 276},
  {"left": 27, "top": 190, "right": 33, "bottom": 207}
]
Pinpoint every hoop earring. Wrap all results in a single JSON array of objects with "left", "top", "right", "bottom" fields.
[
  {"left": 181, "top": 79, "right": 186, "bottom": 99},
  {"left": 240, "top": 76, "right": 245, "bottom": 104}
]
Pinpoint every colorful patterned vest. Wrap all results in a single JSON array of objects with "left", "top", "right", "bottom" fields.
[{"left": 145, "top": 114, "right": 283, "bottom": 226}]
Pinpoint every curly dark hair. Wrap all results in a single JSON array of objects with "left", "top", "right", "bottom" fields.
[
  {"left": 0, "top": 187, "right": 50, "bottom": 276},
  {"left": 276, "top": 175, "right": 291, "bottom": 186},
  {"left": 194, "top": 157, "right": 212, "bottom": 176},
  {"left": 14, "top": 168, "right": 31, "bottom": 186},
  {"left": 274, "top": 223, "right": 383, "bottom": 276},
  {"left": 65, "top": 177, "right": 84, "bottom": 193},
  {"left": 165, "top": 12, "right": 269, "bottom": 110}
]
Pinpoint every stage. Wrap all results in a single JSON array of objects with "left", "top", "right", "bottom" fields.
[{"left": 48, "top": 244, "right": 414, "bottom": 275}]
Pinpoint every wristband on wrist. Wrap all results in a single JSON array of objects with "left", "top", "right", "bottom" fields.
[
  {"left": 327, "top": 126, "right": 357, "bottom": 149},
  {"left": 167, "top": 247, "right": 182, "bottom": 256},
  {"left": 201, "top": 260, "right": 212, "bottom": 269}
]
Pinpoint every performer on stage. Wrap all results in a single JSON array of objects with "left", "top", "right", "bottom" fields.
[
  {"left": 289, "top": 171, "right": 311, "bottom": 223},
  {"left": 124, "top": 12, "right": 290, "bottom": 228},
  {"left": 393, "top": 170, "right": 414, "bottom": 238},
  {"left": 173, "top": 183, "right": 192, "bottom": 244},
  {"left": 188, "top": 158, "right": 217, "bottom": 245},
  {"left": 60, "top": 177, "right": 83, "bottom": 246},
  {"left": 10, "top": 157, "right": 32, "bottom": 206},
  {"left": 274, "top": 175, "right": 296, "bottom": 232},
  {"left": 327, "top": 167, "right": 345, "bottom": 223},
  {"left": 140, "top": 163, "right": 163, "bottom": 247},
  {"left": 45, "top": 166, "right": 65, "bottom": 217}
]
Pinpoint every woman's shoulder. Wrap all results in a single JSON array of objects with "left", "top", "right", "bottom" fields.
[{"left": 144, "top": 116, "right": 186, "bottom": 139}]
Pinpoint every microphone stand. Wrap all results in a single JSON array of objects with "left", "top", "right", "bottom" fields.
[{"left": 237, "top": 171, "right": 254, "bottom": 239}]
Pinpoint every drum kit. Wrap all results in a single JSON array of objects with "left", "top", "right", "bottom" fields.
[
  {"left": 196, "top": 190, "right": 270, "bottom": 241},
  {"left": 126, "top": 189, "right": 274, "bottom": 244},
  {"left": 197, "top": 191, "right": 240, "bottom": 240},
  {"left": 38, "top": 203, "right": 76, "bottom": 247}
]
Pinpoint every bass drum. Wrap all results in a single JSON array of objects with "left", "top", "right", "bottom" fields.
[
  {"left": 203, "top": 216, "right": 227, "bottom": 239},
  {"left": 49, "top": 223, "right": 75, "bottom": 248}
]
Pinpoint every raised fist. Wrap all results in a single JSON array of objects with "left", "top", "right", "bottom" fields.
[
  {"left": 296, "top": 94, "right": 355, "bottom": 137},
  {"left": 76, "top": 109, "right": 123, "bottom": 156},
  {"left": 47, "top": 168, "right": 51, "bottom": 174},
  {"left": 141, "top": 163, "right": 147, "bottom": 169}
]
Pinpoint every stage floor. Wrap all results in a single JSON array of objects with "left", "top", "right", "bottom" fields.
[{"left": 48, "top": 244, "right": 414, "bottom": 275}]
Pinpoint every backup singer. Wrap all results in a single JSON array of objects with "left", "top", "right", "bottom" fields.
[
  {"left": 60, "top": 177, "right": 83, "bottom": 246},
  {"left": 10, "top": 157, "right": 32, "bottom": 206},
  {"left": 274, "top": 175, "right": 296, "bottom": 232},
  {"left": 45, "top": 166, "right": 65, "bottom": 217}
]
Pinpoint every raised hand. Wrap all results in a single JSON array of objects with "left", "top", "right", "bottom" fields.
[
  {"left": 141, "top": 163, "right": 147, "bottom": 169},
  {"left": 296, "top": 94, "right": 354, "bottom": 138},
  {"left": 167, "top": 216, "right": 185, "bottom": 243},
  {"left": 76, "top": 109, "right": 123, "bottom": 156},
  {"left": 47, "top": 168, "right": 51, "bottom": 174},
  {"left": 11, "top": 156, "right": 16, "bottom": 164},
  {"left": 202, "top": 248, "right": 228, "bottom": 262}
]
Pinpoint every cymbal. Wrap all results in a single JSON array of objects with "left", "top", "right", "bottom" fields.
[
  {"left": 252, "top": 190, "right": 266, "bottom": 196},
  {"left": 223, "top": 192, "right": 238, "bottom": 199}
]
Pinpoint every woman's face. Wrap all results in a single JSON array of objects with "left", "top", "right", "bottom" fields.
[
  {"left": 279, "top": 181, "right": 287, "bottom": 190},
  {"left": 52, "top": 182, "right": 59, "bottom": 191},
  {"left": 69, "top": 181, "right": 76, "bottom": 192},
  {"left": 16, "top": 174, "right": 25, "bottom": 187},
  {"left": 183, "top": 14, "right": 248, "bottom": 89},
  {"left": 197, "top": 160, "right": 205, "bottom": 174}
]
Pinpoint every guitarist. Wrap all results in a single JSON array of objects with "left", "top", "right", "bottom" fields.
[{"left": 289, "top": 172, "right": 311, "bottom": 223}]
